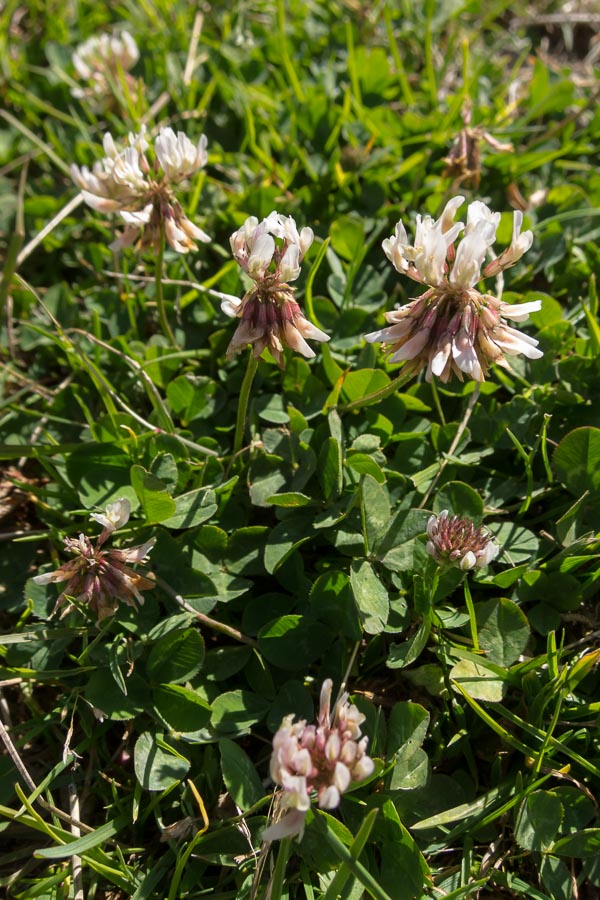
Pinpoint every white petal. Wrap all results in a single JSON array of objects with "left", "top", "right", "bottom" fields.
[
  {"left": 221, "top": 296, "right": 242, "bottom": 317},
  {"left": 486, "top": 541, "right": 500, "bottom": 563},
  {"left": 120, "top": 206, "right": 152, "bottom": 224},
  {"left": 430, "top": 341, "right": 453, "bottom": 376},
  {"left": 180, "top": 216, "right": 210, "bottom": 243},
  {"left": 247, "top": 232, "right": 275, "bottom": 278},
  {"left": 494, "top": 327, "right": 543, "bottom": 358},
  {"left": 319, "top": 785, "right": 341, "bottom": 810},
  {"left": 297, "top": 319, "right": 330, "bottom": 343},
  {"left": 333, "top": 761, "right": 351, "bottom": 793},
  {"left": 452, "top": 331, "right": 479, "bottom": 375},
  {"left": 500, "top": 300, "right": 542, "bottom": 321},
  {"left": 353, "top": 755, "right": 375, "bottom": 780},
  {"left": 437, "top": 195, "right": 465, "bottom": 232},
  {"left": 466, "top": 201, "right": 500, "bottom": 235},
  {"left": 279, "top": 243, "right": 300, "bottom": 282},
  {"left": 299, "top": 226, "right": 314, "bottom": 257},
  {"left": 33, "top": 571, "right": 57, "bottom": 585},
  {"left": 91, "top": 497, "right": 130, "bottom": 532},
  {"left": 102, "top": 132, "right": 118, "bottom": 158},
  {"left": 282, "top": 323, "right": 316, "bottom": 358},
  {"left": 388, "top": 329, "right": 430, "bottom": 362},
  {"left": 262, "top": 809, "right": 307, "bottom": 842},
  {"left": 80, "top": 191, "right": 122, "bottom": 213},
  {"left": 325, "top": 733, "right": 341, "bottom": 762},
  {"left": 450, "top": 227, "right": 493, "bottom": 288},
  {"left": 460, "top": 551, "right": 477, "bottom": 570},
  {"left": 426, "top": 514, "right": 438, "bottom": 539},
  {"left": 123, "top": 537, "right": 156, "bottom": 563}
]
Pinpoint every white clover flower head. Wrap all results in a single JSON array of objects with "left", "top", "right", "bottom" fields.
[
  {"left": 365, "top": 196, "right": 541, "bottom": 383},
  {"left": 71, "top": 127, "right": 210, "bottom": 254},
  {"left": 263, "top": 679, "right": 374, "bottom": 842},
  {"left": 72, "top": 30, "right": 139, "bottom": 104},
  {"left": 426, "top": 510, "right": 499, "bottom": 571},
  {"left": 33, "top": 508, "right": 155, "bottom": 622},
  {"left": 224, "top": 212, "right": 327, "bottom": 368},
  {"left": 73, "top": 30, "right": 139, "bottom": 81}
]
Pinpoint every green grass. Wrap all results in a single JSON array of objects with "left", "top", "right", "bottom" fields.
[{"left": 1, "top": 1, "right": 600, "bottom": 898}]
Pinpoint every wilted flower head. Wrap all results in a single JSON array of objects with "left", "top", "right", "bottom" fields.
[
  {"left": 443, "top": 103, "right": 513, "bottom": 189},
  {"left": 263, "top": 679, "right": 374, "bottom": 842},
  {"left": 72, "top": 30, "right": 139, "bottom": 105},
  {"left": 71, "top": 126, "right": 210, "bottom": 253},
  {"left": 222, "top": 212, "right": 329, "bottom": 368},
  {"left": 33, "top": 498, "right": 155, "bottom": 621},
  {"left": 426, "top": 510, "right": 499, "bottom": 571},
  {"left": 365, "top": 196, "right": 542, "bottom": 383}
]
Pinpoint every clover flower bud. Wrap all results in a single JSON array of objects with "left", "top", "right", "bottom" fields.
[
  {"left": 263, "top": 679, "right": 374, "bottom": 842},
  {"left": 426, "top": 510, "right": 499, "bottom": 571}
]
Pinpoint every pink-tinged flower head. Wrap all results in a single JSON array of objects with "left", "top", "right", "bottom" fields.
[
  {"left": 365, "top": 197, "right": 542, "bottom": 383},
  {"left": 34, "top": 500, "right": 155, "bottom": 621},
  {"left": 426, "top": 510, "right": 499, "bottom": 571},
  {"left": 71, "top": 126, "right": 210, "bottom": 254},
  {"left": 223, "top": 212, "right": 329, "bottom": 368},
  {"left": 263, "top": 679, "right": 374, "bottom": 842}
]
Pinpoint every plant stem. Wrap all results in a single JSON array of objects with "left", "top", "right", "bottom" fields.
[
  {"left": 155, "top": 227, "right": 177, "bottom": 347},
  {"left": 419, "top": 384, "right": 480, "bottom": 509},
  {"left": 322, "top": 821, "right": 393, "bottom": 900},
  {"left": 430, "top": 569, "right": 440, "bottom": 606},
  {"left": 158, "top": 579, "right": 257, "bottom": 646},
  {"left": 430, "top": 377, "right": 446, "bottom": 426},
  {"left": 269, "top": 837, "right": 292, "bottom": 900},
  {"left": 463, "top": 578, "right": 480, "bottom": 653},
  {"left": 339, "top": 369, "right": 414, "bottom": 413},
  {"left": 233, "top": 350, "right": 259, "bottom": 454}
]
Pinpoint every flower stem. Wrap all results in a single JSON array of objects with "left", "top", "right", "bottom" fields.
[
  {"left": 321, "top": 820, "right": 393, "bottom": 900},
  {"left": 430, "top": 377, "right": 446, "bottom": 426},
  {"left": 463, "top": 578, "right": 480, "bottom": 653},
  {"left": 418, "top": 384, "right": 480, "bottom": 509},
  {"left": 159, "top": 578, "right": 257, "bottom": 647},
  {"left": 338, "top": 369, "right": 414, "bottom": 413},
  {"left": 155, "top": 227, "right": 177, "bottom": 347},
  {"left": 269, "top": 837, "right": 292, "bottom": 900},
  {"left": 430, "top": 569, "right": 440, "bottom": 606},
  {"left": 233, "top": 349, "right": 259, "bottom": 454}
]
